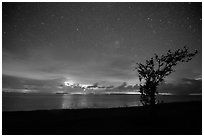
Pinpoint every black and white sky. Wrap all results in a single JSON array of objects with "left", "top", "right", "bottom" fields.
[{"left": 2, "top": 2, "right": 202, "bottom": 94}]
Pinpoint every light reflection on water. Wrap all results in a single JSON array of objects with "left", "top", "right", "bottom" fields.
[
  {"left": 61, "top": 94, "right": 141, "bottom": 109},
  {"left": 62, "top": 94, "right": 89, "bottom": 109}
]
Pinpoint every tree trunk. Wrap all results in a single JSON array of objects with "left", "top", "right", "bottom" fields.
[
  {"left": 150, "top": 86, "right": 156, "bottom": 105},
  {"left": 150, "top": 93, "right": 156, "bottom": 105}
]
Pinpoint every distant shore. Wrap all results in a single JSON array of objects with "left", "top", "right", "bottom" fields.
[{"left": 3, "top": 101, "right": 202, "bottom": 135}]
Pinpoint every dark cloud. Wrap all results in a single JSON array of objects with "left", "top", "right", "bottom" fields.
[
  {"left": 86, "top": 83, "right": 99, "bottom": 89},
  {"left": 86, "top": 83, "right": 114, "bottom": 90},
  {"left": 116, "top": 82, "right": 127, "bottom": 89},
  {"left": 2, "top": 74, "right": 65, "bottom": 93},
  {"left": 113, "top": 82, "right": 139, "bottom": 91},
  {"left": 3, "top": 75, "right": 25, "bottom": 89},
  {"left": 158, "top": 78, "right": 202, "bottom": 95}
]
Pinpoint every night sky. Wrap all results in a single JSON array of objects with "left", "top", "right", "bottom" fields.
[{"left": 2, "top": 2, "right": 202, "bottom": 94}]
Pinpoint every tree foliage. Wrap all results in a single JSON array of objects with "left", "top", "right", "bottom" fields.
[{"left": 135, "top": 46, "right": 198, "bottom": 106}]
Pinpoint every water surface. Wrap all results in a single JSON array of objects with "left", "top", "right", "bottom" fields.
[{"left": 3, "top": 93, "right": 201, "bottom": 111}]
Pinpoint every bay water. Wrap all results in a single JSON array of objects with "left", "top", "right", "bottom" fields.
[{"left": 3, "top": 92, "right": 202, "bottom": 111}]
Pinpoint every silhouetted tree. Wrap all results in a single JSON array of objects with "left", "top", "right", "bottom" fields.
[{"left": 135, "top": 46, "right": 198, "bottom": 106}]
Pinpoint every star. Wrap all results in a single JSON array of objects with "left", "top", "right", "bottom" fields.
[
  {"left": 167, "top": 20, "right": 171, "bottom": 24},
  {"left": 80, "top": 8, "right": 84, "bottom": 12},
  {"left": 152, "top": 30, "right": 157, "bottom": 34},
  {"left": 116, "top": 17, "right": 121, "bottom": 21},
  {"left": 115, "top": 40, "right": 120, "bottom": 45},
  {"left": 186, "top": 17, "right": 190, "bottom": 20},
  {"left": 76, "top": 27, "right": 79, "bottom": 31},
  {"left": 128, "top": 5, "right": 132, "bottom": 9},
  {"left": 114, "top": 40, "right": 120, "bottom": 49},
  {"left": 147, "top": 17, "right": 153, "bottom": 21}
]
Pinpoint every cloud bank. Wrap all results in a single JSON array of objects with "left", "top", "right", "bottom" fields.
[{"left": 3, "top": 74, "right": 201, "bottom": 95}]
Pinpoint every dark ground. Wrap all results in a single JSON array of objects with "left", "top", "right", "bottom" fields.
[{"left": 2, "top": 101, "right": 202, "bottom": 135}]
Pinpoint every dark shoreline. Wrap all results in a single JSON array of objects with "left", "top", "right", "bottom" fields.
[{"left": 3, "top": 101, "right": 202, "bottom": 135}]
